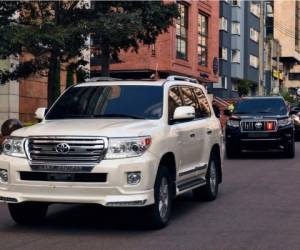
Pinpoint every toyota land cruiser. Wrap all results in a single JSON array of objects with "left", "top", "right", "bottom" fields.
[
  {"left": 225, "top": 96, "right": 295, "bottom": 158},
  {"left": 0, "top": 76, "right": 223, "bottom": 228}
]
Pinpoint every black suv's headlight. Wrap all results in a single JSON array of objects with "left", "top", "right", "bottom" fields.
[
  {"left": 2, "top": 137, "right": 27, "bottom": 158},
  {"left": 227, "top": 119, "right": 240, "bottom": 128},
  {"left": 278, "top": 118, "right": 292, "bottom": 128}
]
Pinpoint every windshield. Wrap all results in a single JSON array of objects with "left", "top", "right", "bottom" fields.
[
  {"left": 46, "top": 85, "right": 163, "bottom": 120},
  {"left": 234, "top": 98, "right": 288, "bottom": 116}
]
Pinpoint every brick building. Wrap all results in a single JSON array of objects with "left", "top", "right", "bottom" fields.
[
  {"left": 0, "top": 0, "right": 219, "bottom": 129},
  {"left": 91, "top": 0, "right": 220, "bottom": 85},
  {"left": 0, "top": 59, "right": 70, "bottom": 127}
]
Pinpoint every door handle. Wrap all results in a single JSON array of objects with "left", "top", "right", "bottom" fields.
[
  {"left": 207, "top": 130, "right": 212, "bottom": 135},
  {"left": 190, "top": 133, "right": 196, "bottom": 138}
]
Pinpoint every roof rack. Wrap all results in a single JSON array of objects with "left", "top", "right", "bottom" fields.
[
  {"left": 166, "top": 75, "right": 199, "bottom": 84},
  {"left": 85, "top": 77, "right": 121, "bottom": 82}
]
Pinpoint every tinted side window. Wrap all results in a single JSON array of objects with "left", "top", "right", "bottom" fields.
[
  {"left": 193, "top": 87, "right": 211, "bottom": 118},
  {"left": 168, "top": 87, "right": 183, "bottom": 121},
  {"left": 180, "top": 86, "right": 201, "bottom": 118}
]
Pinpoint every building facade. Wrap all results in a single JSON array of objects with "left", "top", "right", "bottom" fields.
[
  {"left": 264, "top": 0, "right": 300, "bottom": 94},
  {"left": 0, "top": 59, "right": 19, "bottom": 126},
  {"left": 91, "top": 1, "right": 220, "bottom": 85},
  {"left": 210, "top": 0, "right": 261, "bottom": 99}
]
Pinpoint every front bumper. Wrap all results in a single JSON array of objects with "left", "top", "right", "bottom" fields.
[
  {"left": 225, "top": 125, "right": 294, "bottom": 150},
  {"left": 0, "top": 153, "right": 158, "bottom": 207}
]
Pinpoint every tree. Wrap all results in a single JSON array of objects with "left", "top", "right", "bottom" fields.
[
  {"left": 0, "top": 1, "right": 90, "bottom": 106},
  {"left": 90, "top": 1, "right": 179, "bottom": 76},
  {"left": 237, "top": 80, "right": 251, "bottom": 97},
  {"left": 0, "top": 1, "right": 178, "bottom": 105}
]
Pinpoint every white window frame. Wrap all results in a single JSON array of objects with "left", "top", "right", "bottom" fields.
[
  {"left": 250, "top": 1, "right": 260, "bottom": 17},
  {"left": 220, "top": 47, "right": 228, "bottom": 61},
  {"left": 231, "top": 22, "right": 240, "bottom": 35},
  {"left": 250, "top": 27, "right": 259, "bottom": 42},
  {"left": 249, "top": 54, "right": 259, "bottom": 68},
  {"left": 219, "top": 17, "right": 228, "bottom": 31},
  {"left": 231, "top": 49, "right": 240, "bottom": 63}
]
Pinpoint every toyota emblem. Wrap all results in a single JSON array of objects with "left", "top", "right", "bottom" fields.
[
  {"left": 55, "top": 143, "right": 70, "bottom": 154},
  {"left": 255, "top": 122, "right": 263, "bottom": 129}
]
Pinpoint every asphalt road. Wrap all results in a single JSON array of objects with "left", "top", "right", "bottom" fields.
[{"left": 1, "top": 144, "right": 300, "bottom": 250}]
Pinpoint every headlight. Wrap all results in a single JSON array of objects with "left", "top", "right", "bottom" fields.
[
  {"left": 278, "top": 118, "right": 292, "bottom": 128},
  {"left": 105, "top": 136, "right": 151, "bottom": 159},
  {"left": 227, "top": 119, "right": 240, "bottom": 128},
  {"left": 2, "top": 137, "right": 27, "bottom": 158}
]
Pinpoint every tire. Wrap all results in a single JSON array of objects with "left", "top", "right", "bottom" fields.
[
  {"left": 226, "top": 143, "right": 240, "bottom": 159},
  {"left": 8, "top": 202, "right": 48, "bottom": 225},
  {"left": 284, "top": 139, "right": 295, "bottom": 158},
  {"left": 193, "top": 153, "right": 219, "bottom": 202},
  {"left": 147, "top": 165, "right": 172, "bottom": 229}
]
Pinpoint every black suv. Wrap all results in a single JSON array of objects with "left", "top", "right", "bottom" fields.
[{"left": 225, "top": 97, "right": 295, "bottom": 158}]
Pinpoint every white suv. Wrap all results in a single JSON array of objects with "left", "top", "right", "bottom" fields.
[{"left": 0, "top": 76, "right": 223, "bottom": 228}]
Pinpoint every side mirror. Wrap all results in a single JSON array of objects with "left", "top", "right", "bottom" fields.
[
  {"left": 173, "top": 106, "right": 195, "bottom": 121},
  {"left": 35, "top": 107, "right": 48, "bottom": 121},
  {"left": 223, "top": 109, "right": 232, "bottom": 117}
]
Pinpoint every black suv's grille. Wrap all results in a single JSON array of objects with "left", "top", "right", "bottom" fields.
[
  {"left": 241, "top": 121, "right": 277, "bottom": 132},
  {"left": 20, "top": 171, "right": 107, "bottom": 182},
  {"left": 27, "top": 137, "right": 107, "bottom": 164}
]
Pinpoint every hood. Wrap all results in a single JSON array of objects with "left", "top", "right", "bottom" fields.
[
  {"left": 232, "top": 114, "right": 288, "bottom": 120},
  {"left": 11, "top": 119, "right": 160, "bottom": 138}
]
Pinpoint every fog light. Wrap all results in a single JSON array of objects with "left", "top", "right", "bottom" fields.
[
  {"left": 0, "top": 169, "right": 8, "bottom": 183},
  {"left": 127, "top": 172, "right": 141, "bottom": 185}
]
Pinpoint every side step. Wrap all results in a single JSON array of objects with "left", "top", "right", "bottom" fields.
[{"left": 177, "top": 178, "right": 206, "bottom": 192}]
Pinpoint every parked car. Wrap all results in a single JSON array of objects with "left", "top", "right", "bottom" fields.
[
  {"left": 225, "top": 96, "right": 295, "bottom": 158},
  {"left": 0, "top": 76, "right": 223, "bottom": 228}
]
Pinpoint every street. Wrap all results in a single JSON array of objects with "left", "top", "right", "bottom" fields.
[{"left": 0, "top": 144, "right": 300, "bottom": 250}]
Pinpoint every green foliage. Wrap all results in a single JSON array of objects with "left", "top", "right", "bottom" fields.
[
  {"left": 89, "top": 1, "right": 179, "bottom": 76},
  {"left": 0, "top": 1, "right": 178, "bottom": 102},
  {"left": 280, "top": 88, "right": 296, "bottom": 104},
  {"left": 76, "top": 68, "right": 88, "bottom": 83},
  {"left": 237, "top": 80, "right": 251, "bottom": 97},
  {"left": 0, "top": 1, "right": 91, "bottom": 105}
]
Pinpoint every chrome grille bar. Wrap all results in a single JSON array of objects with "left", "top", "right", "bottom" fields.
[
  {"left": 241, "top": 120, "right": 277, "bottom": 132},
  {"left": 27, "top": 136, "right": 108, "bottom": 164}
]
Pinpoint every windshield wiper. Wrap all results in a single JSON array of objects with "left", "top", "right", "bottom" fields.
[{"left": 93, "top": 114, "right": 146, "bottom": 119}]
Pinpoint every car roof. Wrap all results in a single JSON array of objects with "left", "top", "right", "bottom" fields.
[
  {"left": 75, "top": 79, "right": 204, "bottom": 89},
  {"left": 75, "top": 80, "right": 166, "bottom": 87}
]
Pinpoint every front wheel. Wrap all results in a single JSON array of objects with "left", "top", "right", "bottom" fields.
[
  {"left": 284, "top": 139, "right": 295, "bottom": 158},
  {"left": 226, "top": 143, "right": 240, "bottom": 159},
  {"left": 193, "top": 154, "right": 219, "bottom": 201},
  {"left": 8, "top": 202, "right": 48, "bottom": 225},
  {"left": 147, "top": 166, "right": 172, "bottom": 229}
]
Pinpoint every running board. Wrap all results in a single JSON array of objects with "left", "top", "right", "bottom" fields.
[{"left": 177, "top": 178, "right": 206, "bottom": 192}]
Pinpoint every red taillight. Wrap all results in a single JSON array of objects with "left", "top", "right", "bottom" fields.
[{"left": 266, "top": 122, "right": 274, "bottom": 131}]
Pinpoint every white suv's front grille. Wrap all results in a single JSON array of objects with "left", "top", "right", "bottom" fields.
[{"left": 26, "top": 137, "right": 107, "bottom": 164}]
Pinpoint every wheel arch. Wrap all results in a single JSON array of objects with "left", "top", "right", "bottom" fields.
[
  {"left": 211, "top": 144, "right": 222, "bottom": 183},
  {"left": 158, "top": 152, "right": 177, "bottom": 197}
]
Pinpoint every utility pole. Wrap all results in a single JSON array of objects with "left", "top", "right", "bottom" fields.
[{"left": 258, "top": 0, "right": 265, "bottom": 96}]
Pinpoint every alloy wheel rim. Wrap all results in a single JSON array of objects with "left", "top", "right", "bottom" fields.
[
  {"left": 159, "top": 177, "right": 169, "bottom": 219},
  {"left": 210, "top": 161, "right": 217, "bottom": 195}
]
